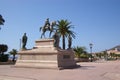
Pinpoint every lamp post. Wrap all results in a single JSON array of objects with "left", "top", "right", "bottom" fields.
[
  {"left": 105, "top": 49, "right": 108, "bottom": 61},
  {"left": 89, "top": 43, "right": 93, "bottom": 62}
]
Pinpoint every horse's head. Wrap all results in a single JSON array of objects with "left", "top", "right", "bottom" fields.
[
  {"left": 51, "top": 21, "right": 56, "bottom": 27},
  {"left": 51, "top": 21, "right": 56, "bottom": 26}
]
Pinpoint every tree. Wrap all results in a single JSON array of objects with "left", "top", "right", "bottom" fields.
[
  {"left": 0, "top": 14, "right": 5, "bottom": 29},
  {"left": 110, "top": 52, "right": 115, "bottom": 58},
  {"left": 73, "top": 46, "right": 87, "bottom": 58},
  {"left": 103, "top": 51, "right": 108, "bottom": 60},
  {"left": 0, "top": 44, "right": 8, "bottom": 62},
  {"left": 96, "top": 53, "right": 102, "bottom": 58},
  {"left": 56, "top": 19, "right": 75, "bottom": 49},
  {"left": 9, "top": 49, "right": 17, "bottom": 62},
  {"left": 0, "top": 44, "right": 8, "bottom": 55}
]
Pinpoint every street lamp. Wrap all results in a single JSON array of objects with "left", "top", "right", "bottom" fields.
[{"left": 89, "top": 43, "right": 93, "bottom": 62}]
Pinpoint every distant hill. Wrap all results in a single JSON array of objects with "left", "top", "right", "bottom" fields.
[{"left": 108, "top": 45, "right": 120, "bottom": 51}]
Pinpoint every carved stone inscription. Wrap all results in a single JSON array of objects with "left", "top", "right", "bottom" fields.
[{"left": 63, "top": 55, "right": 70, "bottom": 59}]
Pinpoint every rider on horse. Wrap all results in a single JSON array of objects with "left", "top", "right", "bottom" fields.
[
  {"left": 44, "top": 18, "right": 50, "bottom": 30},
  {"left": 40, "top": 18, "right": 56, "bottom": 38}
]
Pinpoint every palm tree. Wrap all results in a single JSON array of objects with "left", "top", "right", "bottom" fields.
[
  {"left": 73, "top": 46, "right": 87, "bottom": 58},
  {"left": 9, "top": 49, "right": 18, "bottom": 62},
  {"left": 56, "top": 19, "right": 75, "bottom": 49},
  {"left": 0, "top": 14, "right": 5, "bottom": 29}
]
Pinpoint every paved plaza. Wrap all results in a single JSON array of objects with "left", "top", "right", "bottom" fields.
[{"left": 0, "top": 61, "right": 120, "bottom": 80}]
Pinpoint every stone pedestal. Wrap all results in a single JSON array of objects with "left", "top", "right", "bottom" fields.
[{"left": 15, "top": 39, "right": 79, "bottom": 69}]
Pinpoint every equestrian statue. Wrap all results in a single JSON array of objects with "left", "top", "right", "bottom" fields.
[{"left": 40, "top": 18, "right": 56, "bottom": 38}]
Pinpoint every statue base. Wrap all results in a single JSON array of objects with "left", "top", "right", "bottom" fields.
[{"left": 15, "top": 39, "right": 79, "bottom": 69}]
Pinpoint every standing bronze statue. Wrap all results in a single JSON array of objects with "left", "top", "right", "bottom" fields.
[
  {"left": 53, "top": 31, "right": 60, "bottom": 48},
  {"left": 22, "top": 33, "right": 28, "bottom": 50},
  {"left": 68, "top": 34, "right": 72, "bottom": 49}
]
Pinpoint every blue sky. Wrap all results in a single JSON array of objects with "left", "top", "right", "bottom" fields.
[{"left": 0, "top": 0, "right": 120, "bottom": 52}]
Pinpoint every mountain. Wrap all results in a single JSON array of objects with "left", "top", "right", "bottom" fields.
[{"left": 108, "top": 45, "right": 120, "bottom": 51}]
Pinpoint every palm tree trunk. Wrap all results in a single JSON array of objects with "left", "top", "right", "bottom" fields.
[
  {"left": 12, "top": 55, "right": 15, "bottom": 62},
  {"left": 62, "top": 35, "right": 65, "bottom": 49}
]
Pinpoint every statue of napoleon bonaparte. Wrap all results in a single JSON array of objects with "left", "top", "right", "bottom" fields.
[
  {"left": 22, "top": 33, "right": 28, "bottom": 49},
  {"left": 44, "top": 18, "right": 50, "bottom": 30}
]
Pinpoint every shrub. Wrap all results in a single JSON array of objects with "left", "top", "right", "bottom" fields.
[
  {"left": 80, "top": 53, "right": 89, "bottom": 58},
  {"left": 0, "top": 54, "right": 9, "bottom": 62}
]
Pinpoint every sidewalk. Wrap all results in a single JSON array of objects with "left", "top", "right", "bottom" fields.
[{"left": 0, "top": 61, "right": 120, "bottom": 80}]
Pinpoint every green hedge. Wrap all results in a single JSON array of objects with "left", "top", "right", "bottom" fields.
[{"left": 80, "top": 53, "right": 89, "bottom": 58}]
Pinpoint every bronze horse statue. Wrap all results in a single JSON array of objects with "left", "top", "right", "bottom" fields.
[{"left": 40, "top": 18, "right": 56, "bottom": 38}]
